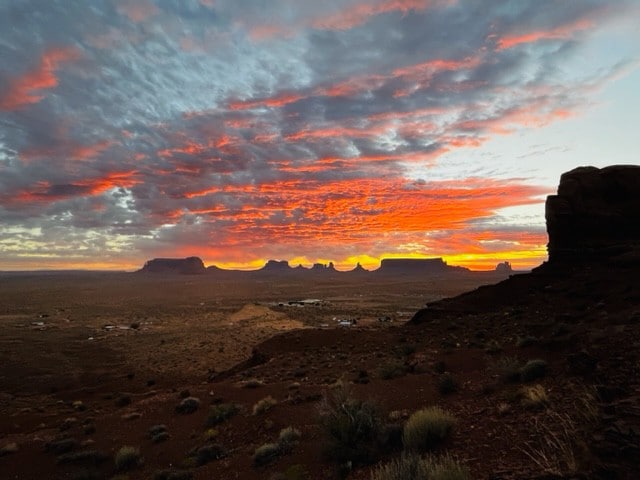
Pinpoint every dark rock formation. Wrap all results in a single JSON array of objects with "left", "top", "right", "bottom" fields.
[
  {"left": 138, "top": 257, "right": 206, "bottom": 274},
  {"left": 351, "top": 262, "right": 368, "bottom": 273},
  {"left": 259, "top": 260, "right": 291, "bottom": 272},
  {"left": 546, "top": 165, "right": 640, "bottom": 263},
  {"left": 495, "top": 261, "right": 512, "bottom": 274},
  {"left": 310, "top": 262, "right": 336, "bottom": 272},
  {"left": 377, "top": 258, "right": 468, "bottom": 275}
]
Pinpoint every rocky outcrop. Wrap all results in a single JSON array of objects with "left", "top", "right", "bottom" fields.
[
  {"left": 377, "top": 258, "right": 469, "bottom": 275},
  {"left": 139, "top": 257, "right": 206, "bottom": 274},
  {"left": 351, "top": 262, "right": 368, "bottom": 273},
  {"left": 546, "top": 165, "right": 640, "bottom": 263}
]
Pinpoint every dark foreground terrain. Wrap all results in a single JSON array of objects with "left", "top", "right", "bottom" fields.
[
  {"left": 1, "top": 165, "right": 639, "bottom": 479},
  {"left": 1, "top": 261, "right": 638, "bottom": 480}
]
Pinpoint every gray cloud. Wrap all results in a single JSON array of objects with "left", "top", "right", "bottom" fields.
[{"left": 0, "top": 0, "right": 636, "bottom": 268}]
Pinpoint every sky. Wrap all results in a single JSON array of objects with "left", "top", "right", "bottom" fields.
[{"left": 0, "top": 0, "right": 639, "bottom": 271}]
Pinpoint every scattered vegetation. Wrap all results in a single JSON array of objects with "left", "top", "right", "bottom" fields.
[
  {"left": 252, "top": 442, "right": 282, "bottom": 467},
  {"left": 240, "top": 378, "right": 265, "bottom": 388},
  {"left": 423, "top": 453, "right": 471, "bottom": 480},
  {"left": 371, "top": 453, "right": 470, "bottom": 480},
  {"left": 378, "top": 360, "right": 407, "bottom": 380},
  {"left": 318, "top": 386, "right": 384, "bottom": 465},
  {"left": 371, "top": 453, "right": 425, "bottom": 480},
  {"left": 193, "top": 444, "right": 225, "bottom": 466},
  {"left": 493, "top": 356, "right": 522, "bottom": 383},
  {"left": 149, "top": 424, "right": 169, "bottom": 443},
  {"left": 175, "top": 397, "right": 200, "bottom": 414},
  {"left": 251, "top": 426, "right": 302, "bottom": 467},
  {"left": 403, "top": 406, "right": 456, "bottom": 451},
  {"left": 521, "top": 384, "right": 549, "bottom": 410},
  {"left": 206, "top": 403, "right": 240, "bottom": 426},
  {"left": 278, "top": 426, "right": 302, "bottom": 451},
  {"left": 519, "top": 359, "right": 548, "bottom": 382},
  {"left": 520, "top": 411, "right": 589, "bottom": 476},
  {"left": 253, "top": 396, "right": 278, "bottom": 415},
  {"left": 114, "top": 446, "right": 142, "bottom": 472}
]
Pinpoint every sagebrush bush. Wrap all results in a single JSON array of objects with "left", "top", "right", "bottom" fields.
[
  {"left": 318, "top": 386, "right": 384, "bottom": 465},
  {"left": 253, "top": 396, "right": 278, "bottom": 415},
  {"left": 378, "top": 361, "right": 406, "bottom": 380},
  {"left": 519, "top": 359, "right": 548, "bottom": 382},
  {"left": 175, "top": 397, "right": 200, "bottom": 414},
  {"left": 114, "top": 446, "right": 141, "bottom": 471},
  {"left": 493, "top": 356, "right": 522, "bottom": 383},
  {"left": 252, "top": 442, "right": 281, "bottom": 467},
  {"left": 402, "top": 407, "right": 456, "bottom": 451},
  {"left": 278, "top": 426, "right": 302, "bottom": 447},
  {"left": 206, "top": 403, "right": 239, "bottom": 426}
]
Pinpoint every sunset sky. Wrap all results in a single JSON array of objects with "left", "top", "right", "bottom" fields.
[{"left": 1, "top": 0, "right": 639, "bottom": 271}]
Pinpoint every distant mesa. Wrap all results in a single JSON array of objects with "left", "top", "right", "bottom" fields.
[
  {"left": 259, "top": 260, "right": 292, "bottom": 272},
  {"left": 546, "top": 165, "right": 640, "bottom": 263},
  {"left": 495, "top": 261, "right": 512, "bottom": 274},
  {"left": 377, "top": 257, "right": 469, "bottom": 274},
  {"left": 139, "top": 257, "right": 206, "bottom": 275},
  {"left": 310, "top": 262, "right": 336, "bottom": 272}
]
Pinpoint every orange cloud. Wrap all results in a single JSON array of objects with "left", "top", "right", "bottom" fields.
[
  {"left": 313, "top": 0, "right": 450, "bottom": 31},
  {"left": 168, "top": 176, "right": 548, "bottom": 271},
  {"left": 8, "top": 171, "right": 140, "bottom": 205},
  {"left": 228, "top": 92, "right": 305, "bottom": 111},
  {"left": 496, "top": 18, "right": 593, "bottom": 50},
  {"left": 0, "top": 47, "right": 81, "bottom": 111}
]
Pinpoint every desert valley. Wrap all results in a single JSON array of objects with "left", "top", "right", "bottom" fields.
[{"left": 1, "top": 165, "right": 639, "bottom": 480}]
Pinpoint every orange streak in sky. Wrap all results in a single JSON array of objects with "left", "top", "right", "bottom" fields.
[
  {"left": 8, "top": 171, "right": 140, "bottom": 204},
  {"left": 0, "top": 47, "right": 81, "bottom": 110},
  {"left": 496, "top": 18, "right": 593, "bottom": 50}
]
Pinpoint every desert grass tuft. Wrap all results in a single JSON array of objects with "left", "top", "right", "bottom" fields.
[
  {"left": 402, "top": 406, "right": 456, "bottom": 451},
  {"left": 206, "top": 403, "right": 239, "bottom": 426},
  {"left": 253, "top": 396, "right": 278, "bottom": 415},
  {"left": 114, "top": 446, "right": 142, "bottom": 472},
  {"left": 252, "top": 442, "right": 281, "bottom": 467}
]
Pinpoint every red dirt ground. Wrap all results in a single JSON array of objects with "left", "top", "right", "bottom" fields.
[{"left": 1, "top": 264, "right": 638, "bottom": 479}]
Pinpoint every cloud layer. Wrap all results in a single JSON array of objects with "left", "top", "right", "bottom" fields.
[{"left": 0, "top": 0, "right": 637, "bottom": 270}]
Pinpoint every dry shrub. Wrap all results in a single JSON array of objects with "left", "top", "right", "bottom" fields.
[
  {"left": 402, "top": 407, "right": 456, "bottom": 451},
  {"left": 253, "top": 396, "right": 278, "bottom": 415},
  {"left": 371, "top": 453, "right": 469, "bottom": 480},
  {"left": 318, "top": 385, "right": 384, "bottom": 465}
]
